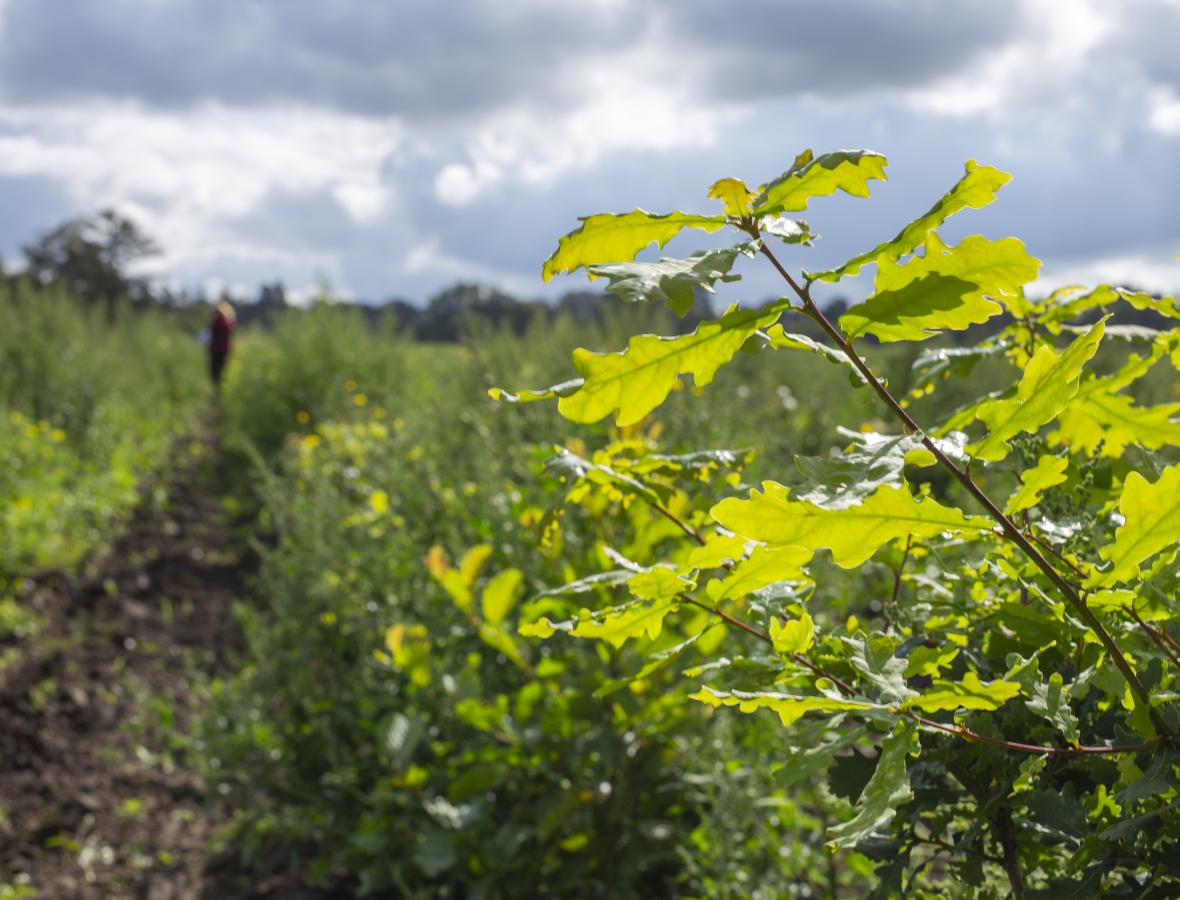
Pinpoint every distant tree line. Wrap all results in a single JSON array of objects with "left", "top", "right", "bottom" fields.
[{"left": 4, "top": 208, "right": 1175, "bottom": 343}]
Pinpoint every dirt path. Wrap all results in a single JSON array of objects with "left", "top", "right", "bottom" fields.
[{"left": 0, "top": 424, "right": 253, "bottom": 898}]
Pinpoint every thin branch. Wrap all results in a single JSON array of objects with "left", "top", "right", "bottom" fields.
[
  {"left": 914, "top": 837, "right": 1003, "bottom": 866},
  {"left": 756, "top": 240, "right": 1158, "bottom": 723},
  {"left": 683, "top": 596, "right": 771, "bottom": 643},
  {"left": 1126, "top": 608, "right": 1180, "bottom": 670},
  {"left": 1027, "top": 529, "right": 1088, "bottom": 583},
  {"left": 685, "top": 593, "right": 1158, "bottom": 757},
  {"left": 652, "top": 501, "right": 707, "bottom": 546}
]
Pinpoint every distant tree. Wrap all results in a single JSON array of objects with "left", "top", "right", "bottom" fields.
[{"left": 23, "top": 208, "right": 160, "bottom": 319}]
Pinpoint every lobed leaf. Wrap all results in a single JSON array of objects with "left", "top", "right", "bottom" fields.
[
  {"left": 707, "top": 177, "right": 755, "bottom": 217},
  {"left": 558, "top": 302, "right": 786, "bottom": 426},
  {"left": 814, "top": 159, "right": 1011, "bottom": 283},
  {"left": 542, "top": 210, "right": 726, "bottom": 281},
  {"left": 690, "top": 685, "right": 883, "bottom": 728},
  {"left": 758, "top": 215, "right": 813, "bottom": 245},
  {"left": 1089, "top": 463, "right": 1180, "bottom": 587},
  {"left": 1006, "top": 655, "right": 1080, "bottom": 742},
  {"left": 711, "top": 483, "right": 991, "bottom": 569},
  {"left": 792, "top": 431, "right": 959, "bottom": 510},
  {"left": 1053, "top": 390, "right": 1180, "bottom": 458},
  {"left": 827, "top": 722, "right": 919, "bottom": 849},
  {"left": 685, "top": 533, "right": 749, "bottom": 569},
  {"left": 845, "top": 634, "right": 914, "bottom": 703},
  {"left": 588, "top": 242, "right": 754, "bottom": 316},
  {"left": 706, "top": 544, "right": 812, "bottom": 601},
  {"left": 569, "top": 596, "right": 680, "bottom": 648},
  {"left": 901, "top": 672, "right": 1020, "bottom": 713},
  {"left": 752, "top": 149, "right": 888, "bottom": 217},
  {"left": 488, "top": 379, "right": 583, "bottom": 405},
  {"left": 971, "top": 320, "right": 1106, "bottom": 462},
  {"left": 626, "top": 567, "right": 692, "bottom": 602},
  {"left": 770, "top": 611, "right": 815, "bottom": 655},
  {"left": 839, "top": 234, "right": 1038, "bottom": 342},
  {"left": 1005, "top": 455, "right": 1069, "bottom": 514},
  {"left": 760, "top": 324, "right": 864, "bottom": 380}
]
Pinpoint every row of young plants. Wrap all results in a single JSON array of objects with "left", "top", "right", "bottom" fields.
[
  {"left": 0, "top": 281, "right": 203, "bottom": 640},
  {"left": 493, "top": 150, "right": 1180, "bottom": 896},
  {"left": 199, "top": 305, "right": 927, "bottom": 896}
]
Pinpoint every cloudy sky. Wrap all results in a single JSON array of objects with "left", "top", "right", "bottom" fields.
[{"left": 0, "top": 0, "right": 1178, "bottom": 306}]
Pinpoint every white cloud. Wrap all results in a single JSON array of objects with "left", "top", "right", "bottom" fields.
[
  {"left": 1037, "top": 251, "right": 1180, "bottom": 297},
  {"left": 404, "top": 235, "right": 537, "bottom": 296},
  {"left": 431, "top": 39, "right": 739, "bottom": 207},
  {"left": 0, "top": 100, "right": 402, "bottom": 288},
  {"left": 905, "top": 0, "right": 1111, "bottom": 119},
  {"left": 1149, "top": 87, "right": 1180, "bottom": 135}
]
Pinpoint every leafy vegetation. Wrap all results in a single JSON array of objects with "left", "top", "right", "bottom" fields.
[
  {"left": 495, "top": 149, "right": 1180, "bottom": 896},
  {"left": 0, "top": 280, "right": 201, "bottom": 636},
  {"left": 7, "top": 149, "right": 1180, "bottom": 897}
]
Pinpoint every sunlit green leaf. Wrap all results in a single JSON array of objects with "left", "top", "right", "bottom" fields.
[
  {"left": 815, "top": 160, "right": 1011, "bottom": 282},
  {"left": 706, "top": 544, "right": 812, "bottom": 601},
  {"left": 482, "top": 569, "right": 524, "bottom": 626},
  {"left": 971, "top": 320, "right": 1106, "bottom": 461},
  {"left": 627, "top": 567, "right": 691, "bottom": 601},
  {"left": 1089, "top": 463, "right": 1180, "bottom": 587},
  {"left": 569, "top": 597, "right": 679, "bottom": 648},
  {"left": 711, "top": 483, "right": 991, "bottom": 569},
  {"left": 1053, "top": 391, "right": 1180, "bottom": 458},
  {"left": 690, "top": 685, "right": 882, "bottom": 727},
  {"left": 901, "top": 672, "right": 1020, "bottom": 713},
  {"left": 559, "top": 302, "right": 786, "bottom": 426},
  {"left": 752, "top": 149, "right": 888, "bottom": 217},
  {"left": 488, "top": 379, "right": 583, "bottom": 405},
  {"left": 1118, "top": 288, "right": 1180, "bottom": 320},
  {"left": 1005, "top": 455, "right": 1069, "bottom": 514},
  {"left": 839, "top": 234, "right": 1038, "bottom": 342},
  {"left": 904, "top": 644, "right": 960, "bottom": 678},
  {"left": 542, "top": 210, "right": 727, "bottom": 281},
  {"left": 770, "top": 610, "right": 815, "bottom": 654},
  {"left": 685, "top": 533, "right": 748, "bottom": 569},
  {"left": 707, "top": 177, "right": 755, "bottom": 217}
]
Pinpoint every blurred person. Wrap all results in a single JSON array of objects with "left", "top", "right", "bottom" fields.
[{"left": 208, "top": 300, "right": 236, "bottom": 391}]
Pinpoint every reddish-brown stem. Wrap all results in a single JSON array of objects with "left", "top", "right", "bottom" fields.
[
  {"left": 684, "top": 596, "right": 771, "bottom": 643},
  {"left": 1126, "top": 608, "right": 1180, "bottom": 670},
  {"left": 683, "top": 598, "right": 859, "bottom": 696},
  {"left": 653, "top": 501, "right": 707, "bottom": 546},
  {"left": 1027, "top": 529, "right": 1088, "bottom": 582},
  {"left": 910, "top": 713, "right": 1161, "bottom": 756},
  {"left": 756, "top": 240, "right": 1157, "bottom": 721}
]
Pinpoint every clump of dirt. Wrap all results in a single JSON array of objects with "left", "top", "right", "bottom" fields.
[{"left": 0, "top": 426, "right": 253, "bottom": 899}]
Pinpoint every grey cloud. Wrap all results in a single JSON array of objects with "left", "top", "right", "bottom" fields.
[
  {"left": 1108, "top": 1, "right": 1180, "bottom": 89},
  {"left": 0, "top": 0, "right": 642, "bottom": 120},
  {"left": 0, "top": 0, "right": 1027, "bottom": 120},
  {"left": 665, "top": 0, "right": 1027, "bottom": 101}
]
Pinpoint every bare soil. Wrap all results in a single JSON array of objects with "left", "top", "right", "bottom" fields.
[{"left": 0, "top": 426, "right": 252, "bottom": 898}]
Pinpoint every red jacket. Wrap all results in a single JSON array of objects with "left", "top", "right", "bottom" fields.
[{"left": 210, "top": 309, "right": 235, "bottom": 353}]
